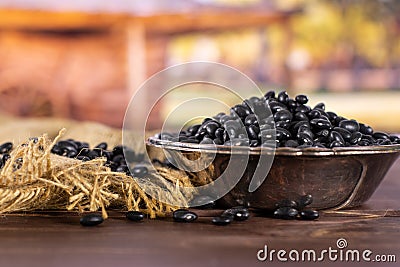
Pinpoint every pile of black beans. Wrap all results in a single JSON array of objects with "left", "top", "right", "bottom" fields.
[
  {"left": 0, "top": 142, "right": 12, "bottom": 169},
  {"left": 272, "top": 194, "right": 319, "bottom": 221},
  {"left": 51, "top": 139, "right": 148, "bottom": 178},
  {"left": 158, "top": 91, "right": 400, "bottom": 148}
]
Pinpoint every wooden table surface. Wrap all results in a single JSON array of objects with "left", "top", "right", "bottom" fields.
[{"left": 1, "top": 158, "right": 399, "bottom": 267}]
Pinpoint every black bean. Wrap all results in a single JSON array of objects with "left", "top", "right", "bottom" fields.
[
  {"left": 298, "top": 194, "right": 313, "bottom": 208},
  {"left": 273, "top": 207, "right": 298, "bottom": 220},
  {"left": 0, "top": 142, "right": 13, "bottom": 154},
  {"left": 249, "top": 140, "right": 260, "bottom": 147},
  {"left": 80, "top": 214, "right": 104, "bottom": 226},
  {"left": 308, "top": 110, "right": 321, "bottom": 119},
  {"left": 287, "top": 99, "right": 297, "bottom": 110},
  {"left": 247, "top": 125, "right": 260, "bottom": 140},
  {"left": 116, "top": 165, "right": 129, "bottom": 173},
  {"left": 212, "top": 216, "right": 232, "bottom": 226},
  {"left": 231, "top": 104, "right": 251, "bottom": 119},
  {"left": 275, "top": 121, "right": 290, "bottom": 129},
  {"left": 264, "top": 90, "right": 276, "bottom": 99},
  {"left": 339, "top": 120, "right": 360, "bottom": 133},
  {"left": 333, "top": 127, "right": 351, "bottom": 141},
  {"left": 222, "top": 207, "right": 250, "bottom": 221},
  {"left": 269, "top": 101, "right": 287, "bottom": 113},
  {"left": 77, "top": 155, "right": 90, "bottom": 161},
  {"left": 297, "top": 132, "right": 313, "bottom": 146},
  {"left": 329, "top": 140, "right": 344, "bottom": 148},
  {"left": 1, "top": 153, "right": 10, "bottom": 165},
  {"left": 315, "top": 129, "right": 330, "bottom": 138},
  {"left": 173, "top": 209, "right": 198, "bottom": 222},
  {"left": 310, "top": 118, "right": 332, "bottom": 130},
  {"left": 274, "top": 110, "right": 292, "bottom": 123},
  {"left": 51, "top": 145, "right": 62, "bottom": 155},
  {"left": 297, "top": 125, "right": 314, "bottom": 139},
  {"left": 204, "top": 122, "right": 219, "bottom": 138},
  {"left": 126, "top": 211, "right": 145, "bottom": 221},
  {"left": 314, "top": 102, "right": 325, "bottom": 110},
  {"left": 359, "top": 123, "right": 373, "bottom": 135},
  {"left": 276, "top": 128, "right": 291, "bottom": 141},
  {"left": 276, "top": 199, "right": 298, "bottom": 208},
  {"left": 295, "top": 94, "right": 308, "bottom": 104},
  {"left": 132, "top": 165, "right": 148, "bottom": 178},
  {"left": 373, "top": 131, "right": 389, "bottom": 140},
  {"left": 95, "top": 142, "right": 108, "bottom": 150},
  {"left": 200, "top": 138, "right": 214, "bottom": 145},
  {"left": 277, "top": 91, "right": 289, "bottom": 103},
  {"left": 299, "top": 210, "right": 319, "bottom": 220},
  {"left": 329, "top": 131, "right": 345, "bottom": 144},
  {"left": 350, "top": 132, "right": 363, "bottom": 145},
  {"left": 326, "top": 111, "right": 338, "bottom": 121},
  {"left": 57, "top": 140, "right": 78, "bottom": 150},
  {"left": 244, "top": 114, "right": 258, "bottom": 126},
  {"left": 295, "top": 105, "right": 311, "bottom": 113},
  {"left": 67, "top": 150, "right": 78, "bottom": 158},
  {"left": 358, "top": 140, "right": 371, "bottom": 146}
]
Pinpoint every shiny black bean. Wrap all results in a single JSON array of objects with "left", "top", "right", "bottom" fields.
[
  {"left": 222, "top": 206, "right": 250, "bottom": 221},
  {"left": 314, "top": 102, "right": 325, "bottom": 110},
  {"left": 126, "top": 211, "right": 145, "bottom": 221},
  {"left": 329, "top": 130, "right": 345, "bottom": 144},
  {"left": 80, "top": 214, "right": 103, "bottom": 226},
  {"left": 187, "top": 124, "right": 201, "bottom": 136},
  {"left": 295, "top": 94, "right": 308, "bottom": 104},
  {"left": 274, "top": 110, "right": 292, "bottom": 123},
  {"left": 275, "top": 121, "right": 290, "bottom": 129},
  {"left": 310, "top": 118, "right": 332, "bottom": 130},
  {"left": 297, "top": 132, "right": 313, "bottom": 146},
  {"left": 269, "top": 101, "right": 287, "bottom": 113},
  {"left": 287, "top": 99, "right": 297, "bottom": 110},
  {"left": 277, "top": 91, "right": 289, "bottom": 103},
  {"left": 205, "top": 122, "right": 219, "bottom": 138},
  {"left": 299, "top": 210, "right": 319, "bottom": 220},
  {"left": 339, "top": 120, "right": 360, "bottom": 133},
  {"left": 67, "top": 150, "right": 78, "bottom": 158},
  {"left": 358, "top": 140, "right": 371, "bottom": 146},
  {"left": 389, "top": 135, "right": 399, "bottom": 142},
  {"left": 373, "top": 131, "right": 389, "bottom": 140},
  {"left": 51, "top": 145, "right": 62, "bottom": 155},
  {"left": 359, "top": 123, "right": 373, "bottom": 135},
  {"left": 333, "top": 127, "right": 351, "bottom": 141},
  {"left": 329, "top": 140, "right": 344, "bottom": 148},
  {"left": 250, "top": 140, "right": 260, "bottom": 147},
  {"left": 116, "top": 165, "right": 129, "bottom": 173},
  {"left": 276, "top": 128, "right": 291, "bottom": 141},
  {"left": 326, "top": 111, "right": 337, "bottom": 121},
  {"left": 308, "top": 110, "right": 321, "bottom": 119},
  {"left": 244, "top": 114, "right": 258, "bottom": 126},
  {"left": 95, "top": 142, "right": 108, "bottom": 150},
  {"left": 297, "top": 125, "right": 314, "bottom": 139},
  {"left": 219, "top": 115, "right": 234, "bottom": 124},
  {"left": 132, "top": 165, "right": 148, "bottom": 178},
  {"left": 264, "top": 90, "right": 276, "bottom": 99},
  {"left": 350, "top": 132, "right": 362, "bottom": 145},
  {"left": 274, "top": 207, "right": 298, "bottom": 220},
  {"left": 247, "top": 125, "right": 260, "bottom": 140},
  {"left": 173, "top": 209, "right": 198, "bottom": 222},
  {"left": 295, "top": 105, "right": 311, "bottom": 113},
  {"left": 231, "top": 104, "right": 251, "bottom": 119},
  {"left": 57, "top": 140, "right": 78, "bottom": 150},
  {"left": 298, "top": 194, "right": 313, "bottom": 208},
  {"left": 213, "top": 138, "right": 224, "bottom": 145},
  {"left": 276, "top": 199, "right": 298, "bottom": 208},
  {"left": 212, "top": 216, "right": 232, "bottom": 226},
  {"left": 0, "top": 142, "right": 13, "bottom": 154},
  {"left": 77, "top": 155, "right": 90, "bottom": 161},
  {"left": 293, "top": 112, "right": 308, "bottom": 122},
  {"left": 291, "top": 121, "right": 310, "bottom": 133}
]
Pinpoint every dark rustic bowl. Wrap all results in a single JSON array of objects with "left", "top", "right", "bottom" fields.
[{"left": 146, "top": 137, "right": 400, "bottom": 210}]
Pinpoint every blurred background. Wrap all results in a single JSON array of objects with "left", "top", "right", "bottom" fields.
[{"left": 0, "top": 0, "right": 399, "bottom": 132}]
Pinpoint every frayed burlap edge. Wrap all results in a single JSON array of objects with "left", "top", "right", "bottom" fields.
[{"left": 0, "top": 129, "right": 193, "bottom": 219}]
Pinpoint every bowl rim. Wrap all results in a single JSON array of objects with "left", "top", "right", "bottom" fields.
[{"left": 146, "top": 136, "right": 400, "bottom": 156}]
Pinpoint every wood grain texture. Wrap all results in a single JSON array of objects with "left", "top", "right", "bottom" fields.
[{"left": 0, "top": 158, "right": 399, "bottom": 267}]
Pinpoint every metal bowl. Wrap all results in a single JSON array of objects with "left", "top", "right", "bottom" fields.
[{"left": 146, "top": 137, "right": 400, "bottom": 210}]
